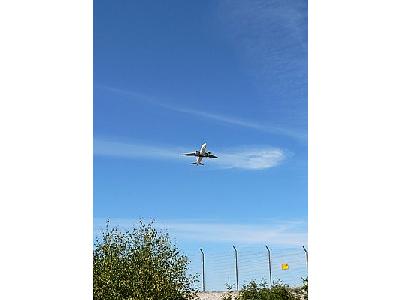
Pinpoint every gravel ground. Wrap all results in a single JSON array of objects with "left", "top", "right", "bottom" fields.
[
  {"left": 198, "top": 291, "right": 237, "bottom": 300},
  {"left": 197, "top": 290, "right": 305, "bottom": 300}
]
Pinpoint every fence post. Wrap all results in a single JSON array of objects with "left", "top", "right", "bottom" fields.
[
  {"left": 233, "top": 245, "right": 239, "bottom": 291},
  {"left": 200, "top": 248, "right": 205, "bottom": 292},
  {"left": 302, "top": 245, "right": 308, "bottom": 271},
  {"left": 265, "top": 245, "right": 272, "bottom": 286}
]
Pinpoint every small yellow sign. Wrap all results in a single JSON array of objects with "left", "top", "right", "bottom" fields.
[{"left": 281, "top": 263, "right": 289, "bottom": 270}]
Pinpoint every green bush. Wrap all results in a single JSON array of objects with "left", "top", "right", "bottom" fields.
[
  {"left": 292, "top": 278, "right": 308, "bottom": 300},
  {"left": 93, "top": 221, "right": 198, "bottom": 300},
  {"left": 222, "top": 279, "right": 308, "bottom": 300}
]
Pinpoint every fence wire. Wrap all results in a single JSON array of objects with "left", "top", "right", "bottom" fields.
[{"left": 186, "top": 246, "right": 307, "bottom": 291}]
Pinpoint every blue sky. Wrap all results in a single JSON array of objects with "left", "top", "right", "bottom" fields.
[{"left": 94, "top": 0, "right": 307, "bottom": 287}]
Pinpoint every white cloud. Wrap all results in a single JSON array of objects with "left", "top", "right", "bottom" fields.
[
  {"left": 94, "top": 139, "right": 182, "bottom": 160},
  {"left": 160, "top": 221, "right": 307, "bottom": 246},
  {"left": 94, "top": 218, "right": 307, "bottom": 246},
  {"left": 94, "top": 138, "right": 287, "bottom": 170},
  {"left": 216, "top": 147, "right": 286, "bottom": 170}
]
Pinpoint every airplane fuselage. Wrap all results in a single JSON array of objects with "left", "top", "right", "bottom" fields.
[
  {"left": 184, "top": 142, "right": 217, "bottom": 165},
  {"left": 200, "top": 143, "right": 207, "bottom": 155},
  {"left": 196, "top": 156, "right": 203, "bottom": 165},
  {"left": 195, "top": 143, "right": 207, "bottom": 165}
]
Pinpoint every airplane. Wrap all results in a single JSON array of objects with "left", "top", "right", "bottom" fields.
[{"left": 184, "top": 143, "right": 218, "bottom": 166}]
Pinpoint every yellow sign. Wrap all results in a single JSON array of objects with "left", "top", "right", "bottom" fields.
[{"left": 281, "top": 263, "right": 289, "bottom": 270}]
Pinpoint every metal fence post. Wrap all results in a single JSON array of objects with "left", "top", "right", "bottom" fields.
[
  {"left": 233, "top": 245, "right": 239, "bottom": 291},
  {"left": 302, "top": 245, "right": 308, "bottom": 271},
  {"left": 200, "top": 248, "right": 205, "bottom": 292},
  {"left": 265, "top": 245, "right": 272, "bottom": 285}
]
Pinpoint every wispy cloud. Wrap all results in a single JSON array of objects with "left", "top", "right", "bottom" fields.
[
  {"left": 94, "top": 139, "right": 182, "bottom": 160},
  {"left": 217, "top": 0, "right": 308, "bottom": 126},
  {"left": 94, "top": 138, "right": 287, "bottom": 170},
  {"left": 94, "top": 218, "right": 307, "bottom": 246},
  {"left": 100, "top": 86, "right": 306, "bottom": 141},
  {"left": 215, "top": 147, "right": 286, "bottom": 170},
  {"left": 218, "top": 0, "right": 307, "bottom": 81}
]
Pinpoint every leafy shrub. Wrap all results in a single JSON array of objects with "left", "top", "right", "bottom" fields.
[
  {"left": 292, "top": 278, "right": 308, "bottom": 300},
  {"left": 221, "top": 279, "right": 308, "bottom": 300},
  {"left": 93, "top": 221, "right": 198, "bottom": 300}
]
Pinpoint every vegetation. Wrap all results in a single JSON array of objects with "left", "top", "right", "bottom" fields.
[
  {"left": 293, "top": 278, "right": 308, "bottom": 300},
  {"left": 221, "top": 278, "right": 308, "bottom": 300},
  {"left": 93, "top": 221, "right": 198, "bottom": 300}
]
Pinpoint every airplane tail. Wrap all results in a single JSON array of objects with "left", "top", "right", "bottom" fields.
[{"left": 191, "top": 162, "right": 204, "bottom": 166}]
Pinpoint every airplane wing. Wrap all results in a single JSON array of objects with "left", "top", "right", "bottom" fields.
[
  {"left": 208, "top": 154, "right": 218, "bottom": 158},
  {"left": 184, "top": 152, "right": 197, "bottom": 156}
]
